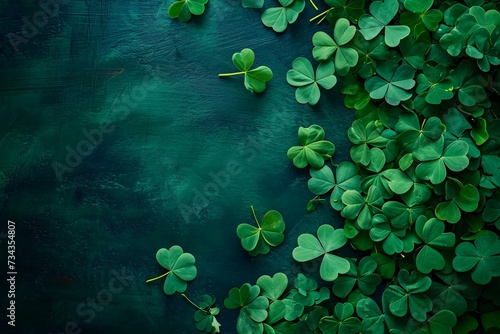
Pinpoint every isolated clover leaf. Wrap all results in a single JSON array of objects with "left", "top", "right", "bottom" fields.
[
  {"left": 435, "top": 179, "right": 480, "bottom": 223},
  {"left": 382, "top": 269, "right": 432, "bottom": 322},
  {"left": 358, "top": 0, "right": 410, "bottom": 47},
  {"left": 168, "top": 0, "right": 208, "bottom": 22},
  {"left": 218, "top": 48, "right": 273, "bottom": 93},
  {"left": 332, "top": 256, "right": 382, "bottom": 298},
  {"left": 292, "top": 224, "right": 350, "bottom": 281},
  {"left": 287, "top": 124, "right": 335, "bottom": 168},
  {"left": 416, "top": 62, "right": 454, "bottom": 105},
  {"left": 237, "top": 206, "right": 285, "bottom": 256},
  {"left": 453, "top": 232, "right": 500, "bottom": 285},
  {"left": 146, "top": 245, "right": 197, "bottom": 295},
  {"left": 364, "top": 60, "right": 415, "bottom": 106},
  {"left": 261, "top": 0, "right": 305, "bottom": 33},
  {"left": 307, "top": 162, "right": 361, "bottom": 211},
  {"left": 400, "top": 0, "right": 443, "bottom": 33},
  {"left": 414, "top": 216, "right": 456, "bottom": 274},
  {"left": 224, "top": 283, "right": 269, "bottom": 334},
  {"left": 312, "top": 18, "right": 358, "bottom": 75},
  {"left": 286, "top": 57, "right": 337, "bottom": 105},
  {"left": 319, "top": 302, "right": 362, "bottom": 334}
]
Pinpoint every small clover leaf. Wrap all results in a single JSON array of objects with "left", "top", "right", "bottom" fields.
[
  {"left": 219, "top": 48, "right": 273, "bottom": 93},
  {"left": 224, "top": 283, "right": 269, "bottom": 334},
  {"left": 182, "top": 294, "right": 221, "bottom": 333},
  {"left": 453, "top": 232, "right": 500, "bottom": 285},
  {"left": 312, "top": 18, "right": 358, "bottom": 75},
  {"left": 261, "top": 0, "right": 305, "bottom": 33},
  {"left": 348, "top": 120, "right": 389, "bottom": 166},
  {"left": 146, "top": 245, "right": 197, "bottom": 295},
  {"left": 319, "top": 302, "right": 362, "bottom": 334},
  {"left": 364, "top": 60, "right": 416, "bottom": 106},
  {"left": 332, "top": 256, "right": 382, "bottom": 298},
  {"left": 341, "top": 187, "right": 383, "bottom": 230},
  {"left": 435, "top": 179, "right": 480, "bottom": 223},
  {"left": 325, "top": 0, "right": 366, "bottom": 24},
  {"left": 237, "top": 206, "right": 285, "bottom": 256},
  {"left": 416, "top": 62, "right": 454, "bottom": 105},
  {"left": 292, "top": 224, "right": 350, "bottom": 281},
  {"left": 286, "top": 57, "right": 337, "bottom": 105},
  {"left": 358, "top": 0, "right": 410, "bottom": 47},
  {"left": 369, "top": 213, "right": 406, "bottom": 255},
  {"left": 168, "top": 0, "right": 208, "bottom": 22},
  {"left": 287, "top": 124, "right": 335, "bottom": 168},
  {"left": 257, "top": 272, "right": 288, "bottom": 301},
  {"left": 356, "top": 297, "right": 387, "bottom": 334},
  {"left": 400, "top": 0, "right": 443, "bottom": 33}
]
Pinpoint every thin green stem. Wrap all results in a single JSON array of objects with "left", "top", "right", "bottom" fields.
[
  {"left": 181, "top": 294, "right": 205, "bottom": 312},
  {"left": 250, "top": 205, "right": 261, "bottom": 228},
  {"left": 317, "top": 15, "right": 327, "bottom": 25},
  {"left": 310, "top": 8, "right": 332, "bottom": 22},
  {"left": 146, "top": 271, "right": 170, "bottom": 283},
  {"left": 309, "top": 0, "right": 319, "bottom": 10},
  {"left": 218, "top": 71, "right": 246, "bottom": 77}
]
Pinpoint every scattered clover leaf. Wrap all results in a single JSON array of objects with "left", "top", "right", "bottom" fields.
[
  {"left": 236, "top": 206, "right": 285, "bottom": 256},
  {"left": 218, "top": 48, "right": 273, "bottom": 93},
  {"left": 319, "top": 302, "right": 362, "bottom": 334},
  {"left": 369, "top": 213, "right": 406, "bottom": 255},
  {"left": 146, "top": 245, "right": 197, "bottom": 295},
  {"left": 356, "top": 297, "right": 387, "bottom": 334},
  {"left": 168, "top": 0, "right": 209, "bottom": 22},
  {"left": 325, "top": 0, "right": 366, "bottom": 24},
  {"left": 341, "top": 186, "right": 383, "bottom": 230},
  {"left": 224, "top": 283, "right": 269, "bottom": 334},
  {"left": 261, "top": 0, "right": 305, "bottom": 33},
  {"left": 287, "top": 124, "right": 335, "bottom": 168},
  {"left": 182, "top": 294, "right": 221, "bottom": 333},
  {"left": 257, "top": 272, "right": 288, "bottom": 301},
  {"left": 400, "top": 0, "right": 443, "bottom": 33},
  {"left": 416, "top": 62, "right": 454, "bottom": 105},
  {"left": 292, "top": 224, "right": 350, "bottom": 281}
]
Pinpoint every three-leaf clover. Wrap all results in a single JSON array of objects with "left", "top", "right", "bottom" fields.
[
  {"left": 146, "top": 245, "right": 197, "bottom": 295},
  {"left": 365, "top": 60, "right": 415, "bottom": 106},
  {"left": 312, "top": 18, "right": 358, "bottom": 75},
  {"left": 182, "top": 294, "right": 221, "bottom": 333},
  {"left": 416, "top": 62, "right": 454, "bottom": 105},
  {"left": 435, "top": 179, "right": 480, "bottom": 223},
  {"left": 236, "top": 206, "right": 285, "bottom": 256},
  {"left": 286, "top": 57, "right": 337, "bottom": 105},
  {"left": 261, "top": 0, "right": 305, "bottom": 33},
  {"left": 453, "top": 232, "right": 500, "bottom": 285},
  {"left": 218, "top": 48, "right": 273, "bottom": 93},
  {"left": 341, "top": 187, "right": 383, "bottom": 230},
  {"left": 332, "top": 256, "right": 382, "bottom": 298},
  {"left": 358, "top": 0, "right": 410, "bottom": 47},
  {"left": 319, "top": 302, "right": 362, "bottom": 334},
  {"left": 400, "top": 0, "right": 444, "bottom": 33},
  {"left": 287, "top": 124, "right": 335, "bottom": 168},
  {"left": 292, "top": 224, "right": 350, "bottom": 281},
  {"left": 369, "top": 213, "right": 406, "bottom": 255},
  {"left": 168, "top": 0, "right": 209, "bottom": 22},
  {"left": 356, "top": 297, "right": 387, "bottom": 334}
]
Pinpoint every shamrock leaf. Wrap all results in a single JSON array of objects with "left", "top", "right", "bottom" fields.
[
  {"left": 319, "top": 302, "right": 362, "bottom": 334},
  {"left": 325, "top": 0, "right": 366, "bottom": 24},
  {"left": 237, "top": 206, "right": 285, "bottom": 256},
  {"left": 287, "top": 124, "right": 335, "bottom": 168},
  {"left": 146, "top": 245, "right": 197, "bottom": 295},
  {"left": 341, "top": 187, "right": 384, "bottom": 230},
  {"left": 416, "top": 62, "right": 454, "bottom": 105},
  {"left": 307, "top": 162, "right": 361, "bottom": 211},
  {"left": 453, "top": 232, "right": 500, "bottom": 285},
  {"left": 348, "top": 120, "right": 389, "bottom": 166},
  {"left": 415, "top": 138, "right": 470, "bottom": 185},
  {"left": 382, "top": 269, "right": 432, "bottom": 322},
  {"left": 292, "top": 224, "right": 350, "bottom": 281},
  {"left": 312, "top": 18, "right": 358, "bottom": 75},
  {"left": 332, "top": 256, "right": 382, "bottom": 298},
  {"left": 364, "top": 60, "right": 416, "bottom": 106},
  {"left": 286, "top": 57, "right": 337, "bottom": 105},
  {"left": 400, "top": 0, "right": 443, "bottom": 33},
  {"left": 414, "top": 216, "right": 456, "bottom": 274},
  {"left": 185, "top": 294, "right": 221, "bottom": 333},
  {"left": 291, "top": 274, "right": 330, "bottom": 307},
  {"left": 356, "top": 297, "right": 387, "bottom": 334},
  {"left": 219, "top": 48, "right": 273, "bottom": 93},
  {"left": 381, "top": 200, "right": 425, "bottom": 230},
  {"left": 224, "top": 283, "right": 269, "bottom": 334},
  {"left": 466, "top": 27, "right": 500, "bottom": 72},
  {"left": 435, "top": 179, "right": 480, "bottom": 223},
  {"left": 168, "top": 0, "right": 209, "bottom": 22},
  {"left": 257, "top": 273, "right": 288, "bottom": 301},
  {"left": 358, "top": 0, "right": 410, "bottom": 47},
  {"left": 369, "top": 213, "right": 406, "bottom": 255},
  {"left": 449, "top": 60, "right": 488, "bottom": 108},
  {"left": 395, "top": 112, "right": 445, "bottom": 156},
  {"left": 261, "top": 0, "right": 305, "bottom": 33}
]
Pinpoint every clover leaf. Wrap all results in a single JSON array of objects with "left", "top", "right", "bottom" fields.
[
  {"left": 182, "top": 294, "right": 221, "bottom": 333},
  {"left": 415, "top": 138, "right": 470, "bottom": 185},
  {"left": 356, "top": 297, "right": 387, "bottom": 334},
  {"left": 449, "top": 60, "right": 488, "bottom": 108},
  {"left": 287, "top": 124, "right": 335, "bottom": 168},
  {"left": 382, "top": 269, "right": 432, "bottom": 322},
  {"left": 237, "top": 206, "right": 285, "bottom": 256},
  {"left": 218, "top": 48, "right": 273, "bottom": 93},
  {"left": 414, "top": 216, "right": 456, "bottom": 274},
  {"left": 395, "top": 112, "right": 445, "bottom": 157},
  {"left": 348, "top": 120, "right": 389, "bottom": 166},
  {"left": 168, "top": 0, "right": 208, "bottom": 22},
  {"left": 466, "top": 27, "right": 500, "bottom": 72},
  {"left": 257, "top": 272, "right": 288, "bottom": 302},
  {"left": 261, "top": 0, "right": 305, "bottom": 33},
  {"left": 146, "top": 245, "right": 197, "bottom": 295},
  {"left": 358, "top": 0, "right": 410, "bottom": 47},
  {"left": 400, "top": 0, "right": 443, "bottom": 33},
  {"left": 453, "top": 232, "right": 500, "bottom": 285},
  {"left": 369, "top": 213, "right": 406, "bottom": 255},
  {"left": 325, "top": 0, "right": 366, "bottom": 24},
  {"left": 435, "top": 179, "right": 480, "bottom": 223},
  {"left": 364, "top": 60, "right": 416, "bottom": 106},
  {"left": 416, "top": 62, "right": 454, "bottom": 105},
  {"left": 332, "top": 256, "right": 382, "bottom": 298},
  {"left": 292, "top": 274, "right": 330, "bottom": 307},
  {"left": 286, "top": 57, "right": 337, "bottom": 105},
  {"left": 292, "top": 224, "right": 350, "bottom": 281},
  {"left": 382, "top": 200, "right": 425, "bottom": 230},
  {"left": 307, "top": 163, "right": 361, "bottom": 211},
  {"left": 319, "top": 302, "right": 362, "bottom": 334},
  {"left": 224, "top": 283, "right": 269, "bottom": 334},
  {"left": 312, "top": 18, "right": 358, "bottom": 75},
  {"left": 341, "top": 187, "right": 383, "bottom": 230}
]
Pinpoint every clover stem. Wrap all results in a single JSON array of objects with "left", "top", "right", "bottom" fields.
[
  {"left": 218, "top": 71, "right": 246, "bottom": 77},
  {"left": 250, "top": 205, "right": 261, "bottom": 228},
  {"left": 181, "top": 294, "right": 205, "bottom": 312},
  {"left": 309, "top": 0, "right": 319, "bottom": 10},
  {"left": 317, "top": 15, "right": 327, "bottom": 25},
  {"left": 145, "top": 271, "right": 170, "bottom": 283},
  {"left": 310, "top": 8, "right": 332, "bottom": 22}
]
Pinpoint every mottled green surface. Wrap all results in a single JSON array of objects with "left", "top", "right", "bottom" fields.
[{"left": 0, "top": 1, "right": 354, "bottom": 333}]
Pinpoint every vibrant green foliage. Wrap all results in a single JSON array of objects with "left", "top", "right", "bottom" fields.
[
  {"left": 261, "top": 0, "right": 305, "bottom": 33},
  {"left": 168, "top": 0, "right": 209, "bottom": 22},
  {"left": 287, "top": 124, "right": 335, "bottom": 168}
]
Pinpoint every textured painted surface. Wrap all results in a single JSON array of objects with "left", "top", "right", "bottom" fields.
[{"left": 0, "top": 1, "right": 355, "bottom": 333}]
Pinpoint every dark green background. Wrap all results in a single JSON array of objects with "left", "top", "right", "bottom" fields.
[{"left": 0, "top": 1, "right": 355, "bottom": 333}]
